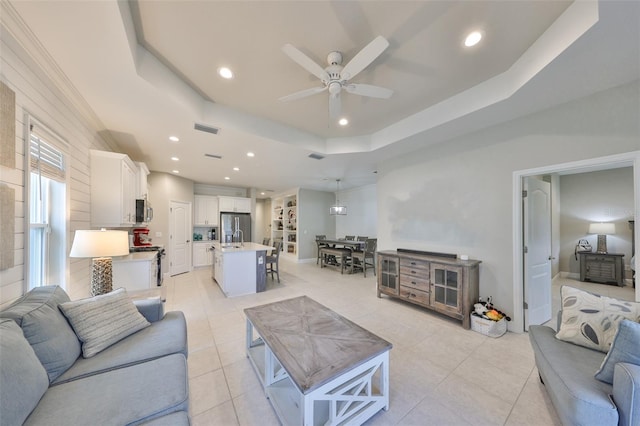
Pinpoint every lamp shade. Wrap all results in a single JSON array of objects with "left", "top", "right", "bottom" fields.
[
  {"left": 588, "top": 223, "right": 616, "bottom": 235},
  {"left": 69, "top": 229, "right": 129, "bottom": 258}
]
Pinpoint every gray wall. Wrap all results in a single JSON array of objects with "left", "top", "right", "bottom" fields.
[
  {"left": 147, "top": 172, "right": 194, "bottom": 268},
  {"left": 298, "top": 189, "right": 335, "bottom": 260},
  {"left": 559, "top": 167, "right": 635, "bottom": 276},
  {"left": 335, "top": 184, "right": 378, "bottom": 239},
  {"left": 377, "top": 81, "right": 639, "bottom": 331}
]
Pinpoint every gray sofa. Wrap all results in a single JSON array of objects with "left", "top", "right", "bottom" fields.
[
  {"left": 0, "top": 285, "right": 189, "bottom": 425},
  {"left": 529, "top": 318, "right": 640, "bottom": 426}
]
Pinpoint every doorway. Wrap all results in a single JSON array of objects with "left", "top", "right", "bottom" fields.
[
  {"left": 514, "top": 151, "right": 640, "bottom": 332},
  {"left": 169, "top": 200, "right": 192, "bottom": 276}
]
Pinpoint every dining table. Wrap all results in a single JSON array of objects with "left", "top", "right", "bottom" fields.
[{"left": 318, "top": 239, "right": 365, "bottom": 273}]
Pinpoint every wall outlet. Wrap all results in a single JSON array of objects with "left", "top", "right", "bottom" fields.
[{"left": 155, "top": 231, "right": 162, "bottom": 237}]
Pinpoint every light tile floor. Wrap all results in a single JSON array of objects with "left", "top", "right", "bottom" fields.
[{"left": 161, "top": 260, "right": 635, "bottom": 425}]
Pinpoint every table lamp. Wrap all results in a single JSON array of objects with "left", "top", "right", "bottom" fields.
[
  {"left": 588, "top": 222, "right": 616, "bottom": 254},
  {"left": 70, "top": 229, "right": 129, "bottom": 296}
]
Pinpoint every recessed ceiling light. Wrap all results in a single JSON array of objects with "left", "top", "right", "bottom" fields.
[
  {"left": 224, "top": 176, "right": 230, "bottom": 180},
  {"left": 261, "top": 192, "right": 265, "bottom": 195},
  {"left": 464, "top": 31, "right": 482, "bottom": 47},
  {"left": 218, "top": 67, "right": 234, "bottom": 79},
  {"left": 247, "top": 152, "right": 255, "bottom": 157},
  {"left": 171, "top": 157, "right": 179, "bottom": 161},
  {"left": 338, "top": 118, "right": 349, "bottom": 126},
  {"left": 172, "top": 170, "right": 180, "bottom": 174},
  {"left": 233, "top": 167, "right": 240, "bottom": 171},
  {"left": 169, "top": 136, "right": 179, "bottom": 142}
]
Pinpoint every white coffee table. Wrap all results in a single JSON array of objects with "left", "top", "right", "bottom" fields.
[{"left": 245, "top": 296, "right": 392, "bottom": 426}]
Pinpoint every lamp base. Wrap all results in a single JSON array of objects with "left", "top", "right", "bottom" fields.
[
  {"left": 596, "top": 234, "right": 608, "bottom": 254},
  {"left": 91, "top": 257, "right": 113, "bottom": 296}
]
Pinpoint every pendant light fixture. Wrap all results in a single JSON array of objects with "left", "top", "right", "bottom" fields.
[{"left": 330, "top": 179, "right": 347, "bottom": 215}]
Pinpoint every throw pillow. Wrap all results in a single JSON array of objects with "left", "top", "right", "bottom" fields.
[
  {"left": 0, "top": 285, "right": 81, "bottom": 382},
  {"left": 59, "top": 288, "right": 150, "bottom": 358},
  {"left": 595, "top": 319, "right": 640, "bottom": 384},
  {"left": 555, "top": 286, "right": 640, "bottom": 353},
  {"left": 0, "top": 319, "right": 49, "bottom": 425}
]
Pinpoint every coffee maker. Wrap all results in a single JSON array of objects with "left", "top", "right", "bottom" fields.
[{"left": 132, "top": 228, "right": 152, "bottom": 246}]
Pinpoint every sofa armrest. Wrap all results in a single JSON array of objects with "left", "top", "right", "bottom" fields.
[
  {"left": 133, "top": 297, "right": 164, "bottom": 322},
  {"left": 613, "top": 362, "right": 640, "bottom": 426}
]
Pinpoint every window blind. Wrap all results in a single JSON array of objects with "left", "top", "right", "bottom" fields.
[{"left": 29, "top": 129, "right": 65, "bottom": 182}]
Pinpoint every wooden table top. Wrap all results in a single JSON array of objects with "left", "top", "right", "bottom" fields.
[{"left": 244, "top": 296, "right": 392, "bottom": 394}]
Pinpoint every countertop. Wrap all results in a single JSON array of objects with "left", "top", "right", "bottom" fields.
[
  {"left": 112, "top": 252, "right": 157, "bottom": 262},
  {"left": 212, "top": 241, "right": 273, "bottom": 253}
]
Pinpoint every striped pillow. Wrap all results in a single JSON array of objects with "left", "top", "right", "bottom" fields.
[{"left": 59, "top": 288, "right": 150, "bottom": 358}]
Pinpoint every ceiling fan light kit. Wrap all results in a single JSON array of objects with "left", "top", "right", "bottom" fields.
[{"left": 279, "top": 36, "right": 393, "bottom": 122}]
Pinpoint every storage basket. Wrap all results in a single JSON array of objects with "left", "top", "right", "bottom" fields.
[{"left": 470, "top": 314, "right": 507, "bottom": 338}]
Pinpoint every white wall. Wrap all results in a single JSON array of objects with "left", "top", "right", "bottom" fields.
[
  {"left": 298, "top": 188, "right": 335, "bottom": 260},
  {"left": 377, "top": 81, "right": 639, "bottom": 329},
  {"left": 559, "top": 167, "right": 635, "bottom": 276},
  {"left": 0, "top": 18, "right": 116, "bottom": 305},
  {"left": 334, "top": 184, "right": 378, "bottom": 239}
]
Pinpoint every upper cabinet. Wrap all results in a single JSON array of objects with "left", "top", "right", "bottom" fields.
[
  {"left": 218, "top": 196, "right": 251, "bottom": 213},
  {"left": 194, "top": 195, "right": 219, "bottom": 226},
  {"left": 90, "top": 150, "right": 138, "bottom": 227},
  {"left": 136, "top": 162, "right": 150, "bottom": 200}
]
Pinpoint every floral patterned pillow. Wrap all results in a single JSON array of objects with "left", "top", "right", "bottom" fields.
[{"left": 555, "top": 286, "right": 640, "bottom": 353}]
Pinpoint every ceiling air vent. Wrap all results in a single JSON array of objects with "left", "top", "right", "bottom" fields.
[
  {"left": 204, "top": 153, "right": 222, "bottom": 159},
  {"left": 308, "top": 153, "right": 325, "bottom": 160},
  {"left": 194, "top": 122, "right": 220, "bottom": 135}
]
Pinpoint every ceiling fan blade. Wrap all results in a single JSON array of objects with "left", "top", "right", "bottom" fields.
[
  {"left": 329, "top": 92, "right": 341, "bottom": 120},
  {"left": 282, "top": 44, "right": 330, "bottom": 82},
  {"left": 278, "top": 86, "right": 327, "bottom": 102},
  {"left": 340, "top": 35, "right": 389, "bottom": 81},
  {"left": 344, "top": 83, "right": 393, "bottom": 99}
]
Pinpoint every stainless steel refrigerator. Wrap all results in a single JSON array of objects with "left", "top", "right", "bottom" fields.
[{"left": 220, "top": 212, "right": 251, "bottom": 244}]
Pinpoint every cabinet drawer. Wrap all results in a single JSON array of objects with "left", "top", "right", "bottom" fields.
[
  {"left": 400, "top": 265, "right": 430, "bottom": 279},
  {"left": 399, "top": 275, "right": 430, "bottom": 291},
  {"left": 399, "top": 286, "right": 429, "bottom": 306},
  {"left": 400, "top": 258, "right": 430, "bottom": 271}
]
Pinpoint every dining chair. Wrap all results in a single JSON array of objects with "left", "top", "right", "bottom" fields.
[
  {"left": 356, "top": 236, "right": 368, "bottom": 241},
  {"left": 315, "top": 235, "right": 327, "bottom": 265},
  {"left": 266, "top": 241, "right": 282, "bottom": 283},
  {"left": 344, "top": 235, "right": 355, "bottom": 241},
  {"left": 352, "top": 238, "right": 377, "bottom": 277}
]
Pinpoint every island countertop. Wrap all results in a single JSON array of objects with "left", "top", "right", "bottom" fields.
[
  {"left": 112, "top": 251, "right": 157, "bottom": 262},
  {"left": 212, "top": 241, "right": 273, "bottom": 253}
]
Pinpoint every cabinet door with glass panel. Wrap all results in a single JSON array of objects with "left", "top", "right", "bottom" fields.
[
  {"left": 430, "top": 263, "right": 463, "bottom": 316},
  {"left": 377, "top": 254, "right": 399, "bottom": 297}
]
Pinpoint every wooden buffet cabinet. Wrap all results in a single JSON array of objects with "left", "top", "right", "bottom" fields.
[{"left": 377, "top": 249, "right": 481, "bottom": 329}]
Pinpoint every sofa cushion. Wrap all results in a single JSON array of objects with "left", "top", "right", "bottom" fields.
[
  {"left": 52, "top": 311, "right": 188, "bottom": 385},
  {"left": 529, "top": 324, "right": 617, "bottom": 425},
  {"left": 23, "top": 353, "right": 189, "bottom": 426},
  {"left": 59, "top": 288, "right": 150, "bottom": 358},
  {"left": 595, "top": 319, "right": 640, "bottom": 384},
  {"left": 555, "top": 285, "right": 640, "bottom": 352},
  {"left": 0, "top": 285, "right": 81, "bottom": 382},
  {"left": 0, "top": 319, "right": 49, "bottom": 426}
]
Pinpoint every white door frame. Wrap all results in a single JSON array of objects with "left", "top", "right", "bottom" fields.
[{"left": 512, "top": 151, "right": 640, "bottom": 333}]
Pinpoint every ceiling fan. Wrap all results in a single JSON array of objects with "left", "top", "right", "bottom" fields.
[{"left": 278, "top": 36, "right": 393, "bottom": 120}]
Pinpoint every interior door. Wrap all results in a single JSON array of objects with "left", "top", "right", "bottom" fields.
[
  {"left": 523, "top": 177, "right": 552, "bottom": 329},
  {"left": 170, "top": 200, "right": 191, "bottom": 276}
]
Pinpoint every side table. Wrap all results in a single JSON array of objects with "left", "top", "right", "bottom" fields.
[{"left": 578, "top": 252, "right": 625, "bottom": 287}]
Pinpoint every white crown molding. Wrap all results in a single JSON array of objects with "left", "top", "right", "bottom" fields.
[{"left": 0, "top": 0, "right": 120, "bottom": 152}]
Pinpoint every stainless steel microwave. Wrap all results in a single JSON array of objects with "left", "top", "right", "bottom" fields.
[{"left": 135, "top": 199, "right": 153, "bottom": 223}]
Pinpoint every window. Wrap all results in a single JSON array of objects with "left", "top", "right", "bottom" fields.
[{"left": 28, "top": 119, "right": 68, "bottom": 290}]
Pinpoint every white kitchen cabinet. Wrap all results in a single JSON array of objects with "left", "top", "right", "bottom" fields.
[
  {"left": 193, "top": 241, "right": 213, "bottom": 267},
  {"left": 136, "top": 162, "right": 150, "bottom": 199},
  {"left": 218, "top": 196, "right": 251, "bottom": 213},
  {"left": 112, "top": 252, "right": 158, "bottom": 293},
  {"left": 91, "top": 150, "right": 137, "bottom": 227},
  {"left": 194, "top": 195, "right": 219, "bottom": 226}
]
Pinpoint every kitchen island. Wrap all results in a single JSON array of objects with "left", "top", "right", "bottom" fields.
[{"left": 211, "top": 242, "right": 273, "bottom": 297}]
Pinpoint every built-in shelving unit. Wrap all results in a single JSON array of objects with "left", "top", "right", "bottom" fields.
[{"left": 271, "top": 193, "right": 297, "bottom": 257}]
